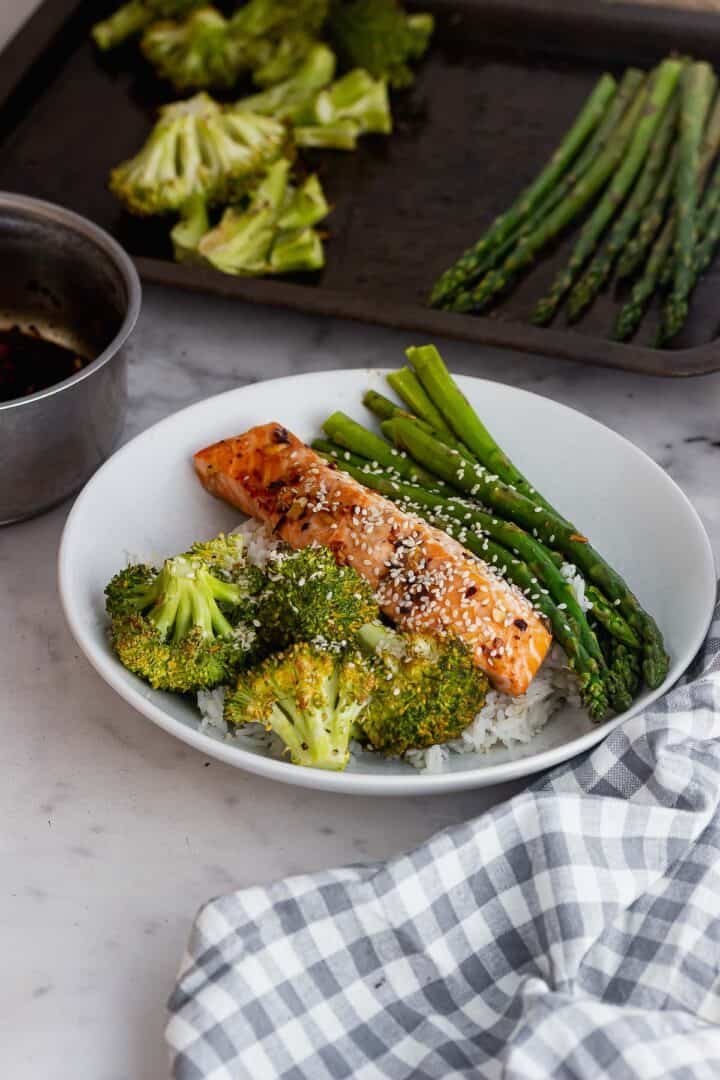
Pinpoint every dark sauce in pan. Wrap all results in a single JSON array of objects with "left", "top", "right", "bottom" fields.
[{"left": 0, "top": 325, "right": 88, "bottom": 403}]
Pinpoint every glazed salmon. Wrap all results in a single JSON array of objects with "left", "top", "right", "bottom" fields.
[{"left": 194, "top": 423, "right": 552, "bottom": 695}]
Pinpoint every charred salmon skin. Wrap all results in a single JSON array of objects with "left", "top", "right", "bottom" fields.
[{"left": 194, "top": 423, "right": 552, "bottom": 695}]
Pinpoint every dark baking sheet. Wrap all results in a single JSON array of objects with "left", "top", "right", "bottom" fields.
[{"left": 2, "top": 0, "right": 720, "bottom": 375}]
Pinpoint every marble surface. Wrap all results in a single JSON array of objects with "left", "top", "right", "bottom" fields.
[{"left": 3, "top": 6, "right": 720, "bottom": 1080}]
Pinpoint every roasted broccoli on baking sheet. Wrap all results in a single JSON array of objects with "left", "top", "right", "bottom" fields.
[
  {"left": 294, "top": 69, "right": 392, "bottom": 149},
  {"left": 141, "top": 0, "right": 328, "bottom": 91},
  {"left": 329, "top": 0, "right": 434, "bottom": 89},
  {"left": 170, "top": 158, "right": 330, "bottom": 274},
  {"left": 237, "top": 44, "right": 337, "bottom": 122},
  {"left": 109, "top": 93, "right": 288, "bottom": 215},
  {"left": 92, "top": 0, "right": 205, "bottom": 51},
  {"left": 141, "top": 7, "right": 251, "bottom": 92}
]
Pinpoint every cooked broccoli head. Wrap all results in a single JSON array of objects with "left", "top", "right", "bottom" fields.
[
  {"left": 232, "top": 0, "right": 329, "bottom": 89},
  {"left": 139, "top": 0, "right": 328, "bottom": 91},
  {"left": 238, "top": 44, "right": 337, "bottom": 122},
  {"left": 356, "top": 623, "right": 487, "bottom": 755},
  {"left": 109, "top": 93, "right": 288, "bottom": 217},
  {"left": 187, "top": 158, "right": 330, "bottom": 276},
  {"left": 188, "top": 532, "right": 265, "bottom": 591},
  {"left": 294, "top": 69, "right": 392, "bottom": 150},
  {"left": 329, "top": 0, "right": 434, "bottom": 89},
  {"left": 250, "top": 31, "right": 320, "bottom": 89},
  {"left": 231, "top": 0, "right": 328, "bottom": 40},
  {"left": 256, "top": 546, "right": 380, "bottom": 651},
  {"left": 92, "top": 0, "right": 204, "bottom": 51},
  {"left": 105, "top": 537, "right": 262, "bottom": 692},
  {"left": 224, "top": 642, "right": 373, "bottom": 770},
  {"left": 141, "top": 8, "right": 251, "bottom": 92}
]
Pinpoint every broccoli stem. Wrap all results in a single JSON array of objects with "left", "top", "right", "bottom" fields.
[{"left": 357, "top": 621, "right": 394, "bottom": 654}]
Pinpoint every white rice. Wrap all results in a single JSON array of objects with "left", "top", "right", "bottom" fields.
[
  {"left": 230, "top": 517, "right": 284, "bottom": 569},
  {"left": 406, "top": 644, "right": 580, "bottom": 773},
  {"left": 197, "top": 520, "right": 582, "bottom": 773},
  {"left": 561, "top": 561, "right": 592, "bottom": 612},
  {"left": 197, "top": 686, "right": 227, "bottom": 735}
]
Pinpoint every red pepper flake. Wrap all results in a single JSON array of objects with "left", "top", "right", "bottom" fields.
[{"left": 569, "top": 533, "right": 588, "bottom": 543}]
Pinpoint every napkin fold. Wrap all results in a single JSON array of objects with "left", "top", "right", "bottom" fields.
[{"left": 167, "top": 597, "right": 720, "bottom": 1079}]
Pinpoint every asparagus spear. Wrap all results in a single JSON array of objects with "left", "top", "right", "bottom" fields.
[
  {"left": 446, "top": 68, "right": 645, "bottom": 313},
  {"left": 566, "top": 96, "right": 679, "bottom": 322},
  {"left": 407, "top": 345, "right": 560, "bottom": 514},
  {"left": 398, "top": 348, "right": 642, "bottom": 649},
  {"left": 465, "top": 79, "right": 649, "bottom": 314},
  {"left": 361, "top": 388, "right": 475, "bottom": 462},
  {"left": 386, "top": 368, "right": 455, "bottom": 438},
  {"left": 316, "top": 434, "right": 640, "bottom": 656},
  {"left": 659, "top": 62, "right": 717, "bottom": 344},
  {"left": 614, "top": 217, "right": 674, "bottom": 340},
  {"left": 615, "top": 145, "right": 679, "bottom": 281},
  {"left": 532, "top": 59, "right": 683, "bottom": 326},
  {"left": 318, "top": 453, "right": 612, "bottom": 719},
  {"left": 602, "top": 635, "right": 642, "bottom": 712},
  {"left": 381, "top": 417, "right": 474, "bottom": 462},
  {"left": 657, "top": 145, "right": 720, "bottom": 285},
  {"left": 616, "top": 93, "right": 720, "bottom": 340},
  {"left": 584, "top": 585, "right": 640, "bottom": 648},
  {"left": 616, "top": 95, "right": 720, "bottom": 283},
  {"left": 429, "top": 73, "right": 618, "bottom": 309},
  {"left": 322, "top": 412, "right": 447, "bottom": 492},
  {"left": 362, "top": 389, "right": 401, "bottom": 422},
  {"left": 389, "top": 417, "right": 669, "bottom": 689},
  {"left": 692, "top": 179, "right": 720, "bottom": 279}
]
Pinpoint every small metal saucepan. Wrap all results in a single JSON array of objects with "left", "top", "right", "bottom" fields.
[{"left": 0, "top": 193, "right": 141, "bottom": 524}]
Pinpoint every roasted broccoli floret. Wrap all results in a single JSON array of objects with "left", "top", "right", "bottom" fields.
[
  {"left": 140, "top": 0, "right": 328, "bottom": 92},
  {"left": 251, "top": 31, "right": 320, "bottom": 89},
  {"left": 179, "top": 158, "right": 330, "bottom": 275},
  {"left": 356, "top": 623, "right": 487, "bottom": 755},
  {"left": 188, "top": 532, "right": 265, "bottom": 592},
  {"left": 238, "top": 44, "right": 337, "bottom": 121},
  {"left": 141, "top": 8, "right": 251, "bottom": 91},
  {"left": 110, "top": 93, "right": 288, "bottom": 216},
  {"left": 256, "top": 545, "right": 380, "bottom": 651},
  {"left": 92, "top": 0, "right": 204, "bottom": 51},
  {"left": 294, "top": 68, "right": 392, "bottom": 150},
  {"left": 105, "top": 535, "right": 263, "bottom": 692},
  {"left": 224, "top": 642, "right": 373, "bottom": 770},
  {"left": 329, "top": 0, "right": 434, "bottom": 89}
]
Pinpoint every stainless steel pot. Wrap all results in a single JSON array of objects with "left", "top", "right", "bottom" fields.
[{"left": 0, "top": 194, "right": 141, "bottom": 524}]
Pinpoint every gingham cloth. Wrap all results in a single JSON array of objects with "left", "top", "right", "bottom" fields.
[{"left": 167, "top": 598, "right": 720, "bottom": 1080}]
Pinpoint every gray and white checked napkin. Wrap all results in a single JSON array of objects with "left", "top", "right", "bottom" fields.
[{"left": 167, "top": 596, "right": 720, "bottom": 1079}]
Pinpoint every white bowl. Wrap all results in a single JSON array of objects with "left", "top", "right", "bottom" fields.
[{"left": 58, "top": 369, "right": 715, "bottom": 795}]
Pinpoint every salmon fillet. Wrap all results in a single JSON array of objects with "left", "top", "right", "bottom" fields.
[{"left": 194, "top": 422, "right": 552, "bottom": 695}]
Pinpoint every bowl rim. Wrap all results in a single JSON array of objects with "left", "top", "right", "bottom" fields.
[{"left": 0, "top": 192, "right": 142, "bottom": 412}]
